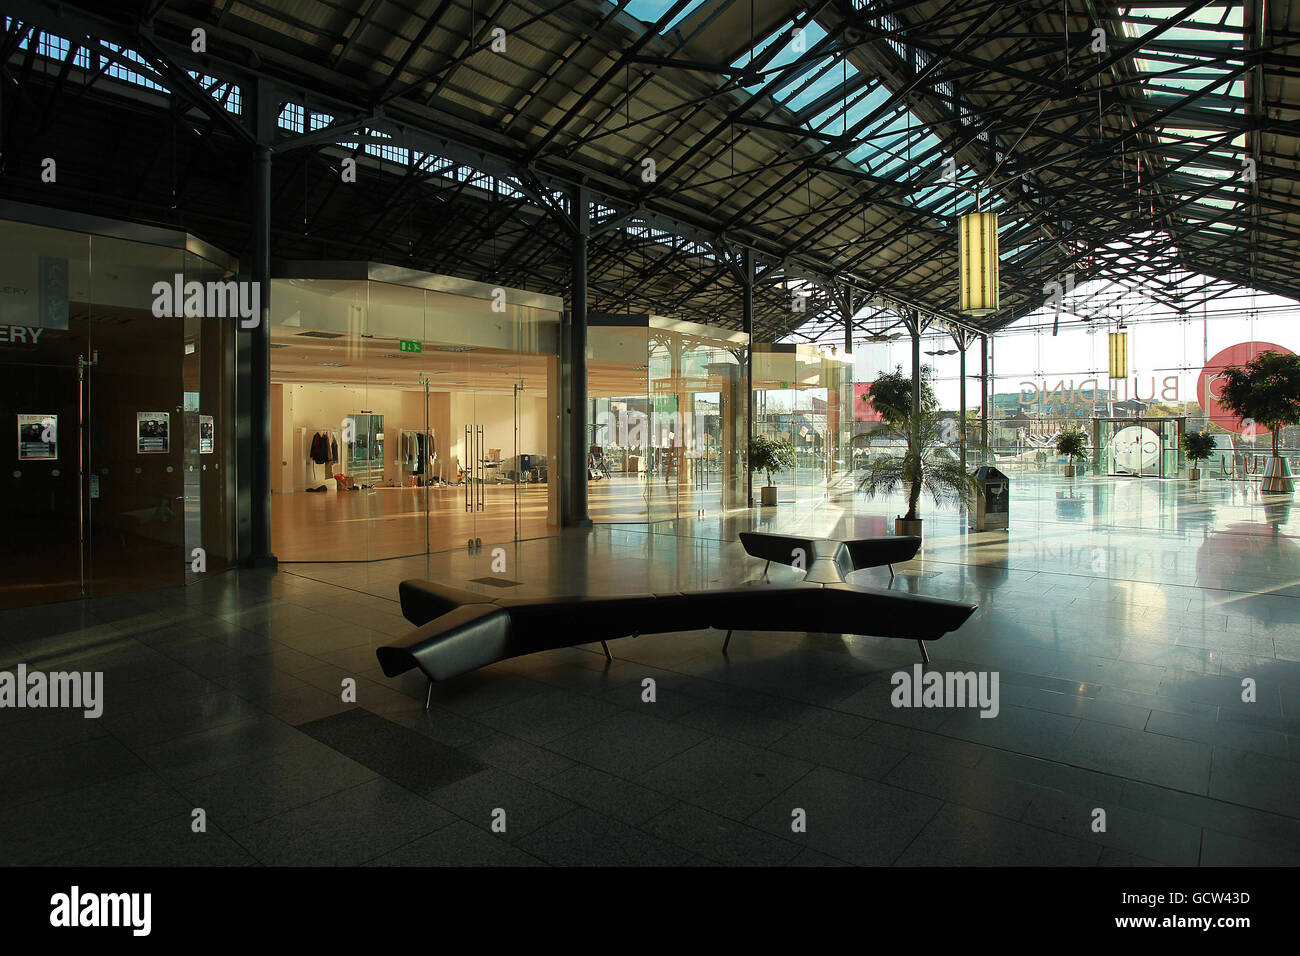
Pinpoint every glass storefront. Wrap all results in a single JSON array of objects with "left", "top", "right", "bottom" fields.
[
  {"left": 752, "top": 343, "right": 855, "bottom": 503},
  {"left": 876, "top": 284, "right": 1300, "bottom": 480},
  {"left": 0, "top": 202, "right": 237, "bottom": 608},
  {"left": 269, "top": 264, "right": 561, "bottom": 562},
  {"left": 588, "top": 313, "right": 748, "bottom": 524}
]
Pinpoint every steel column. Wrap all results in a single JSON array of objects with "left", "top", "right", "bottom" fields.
[
  {"left": 958, "top": 335, "right": 967, "bottom": 473},
  {"left": 741, "top": 248, "right": 754, "bottom": 507},
  {"left": 980, "top": 334, "right": 989, "bottom": 456},
  {"left": 910, "top": 310, "right": 921, "bottom": 421},
  {"left": 249, "top": 139, "right": 276, "bottom": 567},
  {"left": 566, "top": 184, "right": 592, "bottom": 526}
]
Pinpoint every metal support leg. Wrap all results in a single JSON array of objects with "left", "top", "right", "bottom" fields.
[
  {"left": 888, "top": 563, "right": 895, "bottom": 580},
  {"left": 600, "top": 640, "right": 612, "bottom": 661},
  {"left": 763, "top": 560, "right": 770, "bottom": 576},
  {"left": 917, "top": 640, "right": 930, "bottom": 664},
  {"left": 722, "top": 629, "right": 733, "bottom": 654},
  {"left": 425, "top": 680, "right": 434, "bottom": 711}
]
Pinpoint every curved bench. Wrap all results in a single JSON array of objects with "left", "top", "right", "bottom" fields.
[
  {"left": 739, "top": 531, "right": 922, "bottom": 583},
  {"left": 378, "top": 579, "right": 977, "bottom": 706}
]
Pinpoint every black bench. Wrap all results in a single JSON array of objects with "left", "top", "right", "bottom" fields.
[
  {"left": 377, "top": 579, "right": 977, "bottom": 706},
  {"left": 739, "top": 531, "right": 921, "bottom": 583}
]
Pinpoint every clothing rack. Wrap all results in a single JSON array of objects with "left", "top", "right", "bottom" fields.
[
  {"left": 398, "top": 428, "right": 438, "bottom": 483},
  {"left": 301, "top": 427, "right": 340, "bottom": 490}
]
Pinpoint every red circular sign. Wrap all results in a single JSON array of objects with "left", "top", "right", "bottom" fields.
[{"left": 1197, "top": 341, "right": 1295, "bottom": 436}]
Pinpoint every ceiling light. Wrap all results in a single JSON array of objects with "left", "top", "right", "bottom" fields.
[{"left": 958, "top": 211, "right": 999, "bottom": 316}]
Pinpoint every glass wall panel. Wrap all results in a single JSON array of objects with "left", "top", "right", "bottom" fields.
[
  {"left": 269, "top": 268, "right": 560, "bottom": 561},
  {"left": 976, "top": 286, "right": 1300, "bottom": 479},
  {"left": 753, "top": 344, "right": 853, "bottom": 503},
  {"left": 0, "top": 211, "right": 237, "bottom": 608},
  {"left": 589, "top": 315, "right": 748, "bottom": 524}
]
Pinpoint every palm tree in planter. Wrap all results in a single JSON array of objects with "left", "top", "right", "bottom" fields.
[
  {"left": 1181, "top": 430, "right": 1217, "bottom": 481},
  {"left": 857, "top": 366, "right": 974, "bottom": 537},
  {"left": 1216, "top": 350, "right": 1300, "bottom": 494},
  {"left": 1055, "top": 427, "right": 1088, "bottom": 477},
  {"left": 749, "top": 434, "right": 796, "bottom": 506}
]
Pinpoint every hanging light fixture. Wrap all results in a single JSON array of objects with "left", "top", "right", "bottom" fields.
[
  {"left": 958, "top": 211, "right": 999, "bottom": 315},
  {"left": 1108, "top": 330, "right": 1128, "bottom": 380}
]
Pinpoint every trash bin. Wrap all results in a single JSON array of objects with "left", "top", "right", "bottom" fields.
[{"left": 971, "top": 466, "right": 1009, "bottom": 531}]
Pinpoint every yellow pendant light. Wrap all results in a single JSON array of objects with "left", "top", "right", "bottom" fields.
[
  {"left": 1108, "top": 330, "right": 1128, "bottom": 380},
  {"left": 959, "top": 211, "right": 999, "bottom": 315}
]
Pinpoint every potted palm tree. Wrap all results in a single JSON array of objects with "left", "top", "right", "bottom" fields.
[
  {"left": 857, "top": 366, "right": 974, "bottom": 537},
  {"left": 1055, "top": 427, "right": 1088, "bottom": 478},
  {"left": 749, "top": 434, "right": 795, "bottom": 506},
  {"left": 1181, "top": 430, "right": 1216, "bottom": 481},
  {"left": 1216, "top": 350, "right": 1300, "bottom": 494}
]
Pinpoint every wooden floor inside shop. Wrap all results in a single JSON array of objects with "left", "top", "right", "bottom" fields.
[
  {"left": 271, "top": 483, "right": 554, "bottom": 562},
  {"left": 271, "top": 476, "right": 736, "bottom": 560}
]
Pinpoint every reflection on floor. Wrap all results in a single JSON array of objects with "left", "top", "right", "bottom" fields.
[
  {"left": 3, "top": 475, "right": 1298, "bottom": 865},
  {"left": 271, "top": 483, "right": 553, "bottom": 561}
]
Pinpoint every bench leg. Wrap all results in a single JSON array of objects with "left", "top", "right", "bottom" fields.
[
  {"left": 425, "top": 679, "right": 434, "bottom": 711},
  {"left": 600, "top": 640, "right": 612, "bottom": 661},
  {"left": 888, "top": 563, "right": 895, "bottom": 580},
  {"left": 722, "top": 629, "right": 733, "bottom": 654},
  {"left": 763, "top": 560, "right": 770, "bottom": 576},
  {"left": 917, "top": 640, "right": 930, "bottom": 664}
]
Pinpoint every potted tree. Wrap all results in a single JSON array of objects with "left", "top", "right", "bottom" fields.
[
  {"left": 1181, "top": 430, "right": 1216, "bottom": 481},
  {"left": 1055, "top": 427, "right": 1088, "bottom": 478},
  {"left": 749, "top": 434, "right": 795, "bottom": 506},
  {"left": 857, "top": 366, "right": 974, "bottom": 537},
  {"left": 1216, "top": 350, "right": 1300, "bottom": 494}
]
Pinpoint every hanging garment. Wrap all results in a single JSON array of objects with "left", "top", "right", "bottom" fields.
[
  {"left": 330, "top": 435, "right": 338, "bottom": 463},
  {"left": 310, "top": 431, "right": 330, "bottom": 465}
]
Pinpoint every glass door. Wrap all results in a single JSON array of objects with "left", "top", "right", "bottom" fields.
[
  {"left": 2, "top": 360, "right": 81, "bottom": 607},
  {"left": 1160, "top": 419, "right": 1183, "bottom": 478}
]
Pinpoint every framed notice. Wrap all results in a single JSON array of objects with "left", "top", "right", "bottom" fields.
[
  {"left": 17, "top": 414, "right": 57, "bottom": 460},
  {"left": 137, "top": 412, "right": 170, "bottom": 454},
  {"left": 199, "top": 415, "right": 214, "bottom": 454}
]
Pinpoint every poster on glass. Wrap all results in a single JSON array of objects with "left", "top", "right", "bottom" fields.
[
  {"left": 137, "top": 412, "right": 170, "bottom": 454},
  {"left": 17, "top": 414, "right": 57, "bottom": 460},
  {"left": 199, "top": 415, "right": 214, "bottom": 454}
]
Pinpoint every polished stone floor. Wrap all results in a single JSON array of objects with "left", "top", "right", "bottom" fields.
[{"left": 3, "top": 474, "right": 1298, "bottom": 866}]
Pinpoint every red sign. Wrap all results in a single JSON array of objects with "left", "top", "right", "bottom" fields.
[
  {"left": 853, "top": 382, "right": 884, "bottom": 422},
  {"left": 1197, "top": 342, "right": 1294, "bottom": 436}
]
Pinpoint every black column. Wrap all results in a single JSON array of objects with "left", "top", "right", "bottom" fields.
[
  {"left": 980, "top": 334, "right": 989, "bottom": 455},
  {"left": 958, "top": 333, "right": 967, "bottom": 473},
  {"left": 741, "top": 249, "right": 754, "bottom": 507},
  {"left": 249, "top": 141, "right": 276, "bottom": 567},
  {"left": 565, "top": 185, "right": 591, "bottom": 526},
  {"left": 843, "top": 289, "right": 853, "bottom": 355},
  {"left": 910, "top": 310, "right": 922, "bottom": 420}
]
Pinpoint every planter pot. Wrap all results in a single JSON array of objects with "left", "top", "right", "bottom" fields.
[
  {"left": 1261, "top": 457, "right": 1295, "bottom": 494},
  {"left": 895, "top": 517, "right": 923, "bottom": 537},
  {"left": 1063, "top": 463, "right": 1075, "bottom": 478},
  {"left": 1188, "top": 466, "right": 1201, "bottom": 481},
  {"left": 760, "top": 485, "right": 778, "bottom": 506}
]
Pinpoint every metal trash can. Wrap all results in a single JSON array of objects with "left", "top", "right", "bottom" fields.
[{"left": 971, "top": 466, "right": 1009, "bottom": 531}]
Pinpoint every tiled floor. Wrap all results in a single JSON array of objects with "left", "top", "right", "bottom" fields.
[{"left": 3, "top": 474, "right": 1298, "bottom": 866}]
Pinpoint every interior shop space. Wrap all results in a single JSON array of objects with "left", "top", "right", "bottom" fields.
[
  {"left": 268, "top": 264, "right": 561, "bottom": 562},
  {"left": 586, "top": 313, "right": 748, "bottom": 524},
  {"left": 0, "top": 202, "right": 237, "bottom": 609}
]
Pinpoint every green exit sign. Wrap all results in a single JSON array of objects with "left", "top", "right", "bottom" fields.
[{"left": 399, "top": 339, "right": 422, "bottom": 353}]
